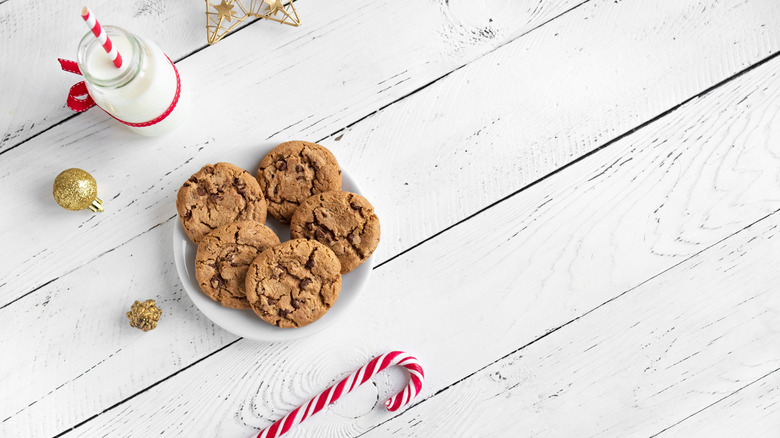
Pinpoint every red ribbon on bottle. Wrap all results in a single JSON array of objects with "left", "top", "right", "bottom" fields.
[{"left": 57, "top": 57, "right": 181, "bottom": 127}]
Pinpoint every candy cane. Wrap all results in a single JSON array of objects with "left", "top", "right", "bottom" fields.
[
  {"left": 81, "top": 6, "right": 123, "bottom": 68},
  {"left": 256, "top": 351, "right": 424, "bottom": 438}
]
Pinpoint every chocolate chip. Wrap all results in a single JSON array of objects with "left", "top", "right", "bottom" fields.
[
  {"left": 230, "top": 262, "right": 238, "bottom": 267},
  {"left": 306, "top": 222, "right": 315, "bottom": 231},
  {"left": 291, "top": 299, "right": 301, "bottom": 309},
  {"left": 347, "top": 232, "right": 356, "bottom": 244},
  {"left": 197, "top": 187, "right": 206, "bottom": 196},
  {"left": 300, "top": 278, "right": 312, "bottom": 288},
  {"left": 183, "top": 210, "right": 192, "bottom": 219},
  {"left": 305, "top": 258, "right": 315, "bottom": 269},
  {"left": 295, "top": 164, "right": 304, "bottom": 172},
  {"left": 350, "top": 202, "right": 362, "bottom": 211},
  {"left": 267, "top": 298, "right": 276, "bottom": 306},
  {"left": 210, "top": 194, "right": 219, "bottom": 202},
  {"left": 315, "top": 229, "right": 326, "bottom": 241},
  {"left": 208, "top": 262, "right": 216, "bottom": 268},
  {"left": 279, "top": 309, "right": 291, "bottom": 316},
  {"left": 211, "top": 275, "right": 225, "bottom": 288},
  {"left": 276, "top": 160, "right": 287, "bottom": 171},
  {"left": 204, "top": 165, "right": 214, "bottom": 174},
  {"left": 189, "top": 176, "right": 198, "bottom": 183}
]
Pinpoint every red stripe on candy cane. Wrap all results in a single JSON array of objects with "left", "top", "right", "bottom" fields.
[{"left": 254, "top": 351, "right": 425, "bottom": 438}]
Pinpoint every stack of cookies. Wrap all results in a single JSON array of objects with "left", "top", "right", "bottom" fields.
[{"left": 176, "top": 141, "right": 380, "bottom": 328}]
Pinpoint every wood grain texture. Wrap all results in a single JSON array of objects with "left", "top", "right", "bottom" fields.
[
  {"left": 0, "top": 0, "right": 577, "bottom": 152},
  {"left": 363, "top": 211, "right": 780, "bottom": 437},
  {"left": 656, "top": 369, "right": 780, "bottom": 437},
  {"left": 1, "top": 0, "right": 778, "bottom": 311},
  {"left": 0, "top": 223, "right": 238, "bottom": 437},
  {"left": 35, "top": 32, "right": 780, "bottom": 438},
  {"left": 0, "top": 0, "right": 584, "bottom": 306},
  {"left": 0, "top": 0, "right": 208, "bottom": 150}
]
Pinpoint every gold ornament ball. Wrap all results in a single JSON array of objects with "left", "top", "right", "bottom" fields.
[{"left": 52, "top": 168, "right": 104, "bottom": 212}]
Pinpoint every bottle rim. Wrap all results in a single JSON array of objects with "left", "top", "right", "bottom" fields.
[{"left": 76, "top": 25, "right": 142, "bottom": 89}]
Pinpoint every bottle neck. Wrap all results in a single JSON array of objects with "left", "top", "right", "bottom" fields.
[{"left": 77, "top": 26, "right": 142, "bottom": 90}]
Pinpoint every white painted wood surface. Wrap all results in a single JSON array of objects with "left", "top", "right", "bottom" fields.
[
  {"left": 2, "top": 0, "right": 780, "bottom": 437},
  {"left": 0, "top": 0, "right": 578, "bottom": 153},
  {"left": 365, "top": 212, "right": 780, "bottom": 437},
  {"left": 45, "top": 38, "right": 780, "bottom": 438},
  {"left": 2, "top": 0, "right": 779, "bottom": 308}
]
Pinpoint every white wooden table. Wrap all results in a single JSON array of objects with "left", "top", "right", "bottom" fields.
[{"left": 2, "top": 0, "right": 780, "bottom": 436}]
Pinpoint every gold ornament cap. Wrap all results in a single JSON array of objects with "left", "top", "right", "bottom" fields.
[
  {"left": 126, "top": 299, "right": 162, "bottom": 332},
  {"left": 52, "top": 168, "right": 104, "bottom": 212}
]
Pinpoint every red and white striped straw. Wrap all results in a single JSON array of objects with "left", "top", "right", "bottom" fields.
[
  {"left": 256, "top": 351, "right": 424, "bottom": 438},
  {"left": 81, "top": 6, "right": 122, "bottom": 69}
]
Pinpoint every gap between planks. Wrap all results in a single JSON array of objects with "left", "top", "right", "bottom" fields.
[
  {"left": 0, "top": 0, "right": 597, "bottom": 307},
  {"left": 0, "top": 0, "right": 593, "bottom": 306},
  {"left": 359, "top": 208, "right": 780, "bottom": 437},
  {"left": 9, "top": 37, "right": 780, "bottom": 317},
  {"left": 0, "top": 0, "right": 589, "bottom": 157},
  {"left": 41, "top": 33, "right": 780, "bottom": 438},
  {"left": 6, "top": 0, "right": 780, "bottom": 434},
  {"left": 358, "top": 207, "right": 780, "bottom": 437},
  {"left": 6, "top": 0, "right": 779, "bottom": 311},
  {"left": 2, "top": 0, "right": 777, "bottom": 309},
  {"left": 650, "top": 366, "right": 780, "bottom": 437}
]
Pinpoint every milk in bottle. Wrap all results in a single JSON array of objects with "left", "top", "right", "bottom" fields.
[{"left": 76, "top": 26, "right": 188, "bottom": 136}]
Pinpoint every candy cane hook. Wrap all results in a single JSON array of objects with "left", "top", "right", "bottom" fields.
[{"left": 256, "top": 351, "right": 424, "bottom": 438}]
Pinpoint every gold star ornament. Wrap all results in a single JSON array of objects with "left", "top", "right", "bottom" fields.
[
  {"left": 264, "top": 0, "right": 285, "bottom": 16},
  {"left": 213, "top": 0, "right": 239, "bottom": 22},
  {"left": 206, "top": 0, "right": 301, "bottom": 45}
]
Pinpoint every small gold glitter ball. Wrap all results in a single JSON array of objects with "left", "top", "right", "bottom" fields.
[
  {"left": 52, "top": 168, "right": 104, "bottom": 212},
  {"left": 126, "top": 299, "right": 162, "bottom": 332}
]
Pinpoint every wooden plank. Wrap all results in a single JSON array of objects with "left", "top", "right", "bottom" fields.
[
  {"left": 654, "top": 369, "right": 780, "bottom": 437},
  {"left": 0, "top": 0, "right": 212, "bottom": 150},
  {"left": 0, "top": 0, "right": 578, "bottom": 152},
  {"left": 1, "top": 0, "right": 778, "bottom": 309},
  {"left": 0, "top": 0, "right": 583, "bottom": 306},
  {"left": 8, "top": 29, "right": 780, "bottom": 438},
  {"left": 362, "top": 211, "right": 780, "bottom": 437},
  {"left": 0, "top": 225, "right": 238, "bottom": 437}
]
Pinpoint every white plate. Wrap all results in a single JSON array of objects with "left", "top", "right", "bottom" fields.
[{"left": 173, "top": 149, "right": 373, "bottom": 342}]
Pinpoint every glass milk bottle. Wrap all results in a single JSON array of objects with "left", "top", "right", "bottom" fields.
[{"left": 76, "top": 26, "right": 188, "bottom": 136}]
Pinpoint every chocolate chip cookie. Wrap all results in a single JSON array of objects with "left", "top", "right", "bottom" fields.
[
  {"left": 177, "top": 162, "right": 267, "bottom": 243},
  {"left": 195, "top": 221, "right": 280, "bottom": 309},
  {"left": 290, "top": 191, "right": 380, "bottom": 274},
  {"left": 245, "top": 239, "right": 342, "bottom": 328},
  {"left": 256, "top": 141, "right": 342, "bottom": 224}
]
